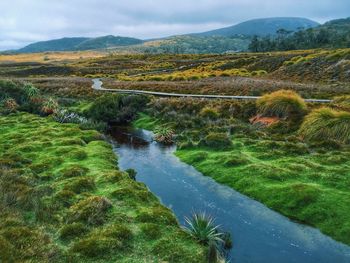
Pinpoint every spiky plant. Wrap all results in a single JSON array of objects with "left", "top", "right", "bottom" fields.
[
  {"left": 184, "top": 213, "right": 224, "bottom": 245},
  {"left": 41, "top": 97, "right": 59, "bottom": 115},
  {"left": 299, "top": 107, "right": 350, "bottom": 144},
  {"left": 257, "top": 90, "right": 307, "bottom": 118},
  {"left": 23, "top": 84, "right": 40, "bottom": 100},
  {"left": 154, "top": 126, "right": 175, "bottom": 144}
]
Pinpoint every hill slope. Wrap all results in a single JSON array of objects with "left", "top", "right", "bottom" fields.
[
  {"left": 249, "top": 17, "right": 350, "bottom": 51},
  {"left": 17, "top": 35, "right": 143, "bottom": 53},
  {"left": 196, "top": 17, "right": 319, "bottom": 37},
  {"left": 17, "top": 37, "right": 89, "bottom": 53},
  {"left": 76, "top": 35, "right": 143, "bottom": 50}
]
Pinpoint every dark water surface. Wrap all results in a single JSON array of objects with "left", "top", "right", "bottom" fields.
[{"left": 110, "top": 127, "right": 350, "bottom": 263}]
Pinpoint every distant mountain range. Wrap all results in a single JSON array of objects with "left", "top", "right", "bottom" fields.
[
  {"left": 194, "top": 17, "right": 319, "bottom": 37},
  {"left": 8, "top": 17, "right": 348, "bottom": 54},
  {"left": 17, "top": 35, "right": 143, "bottom": 53}
]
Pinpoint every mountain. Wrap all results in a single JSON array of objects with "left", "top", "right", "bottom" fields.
[
  {"left": 75, "top": 35, "right": 143, "bottom": 50},
  {"left": 17, "top": 35, "right": 143, "bottom": 53},
  {"left": 17, "top": 37, "right": 89, "bottom": 53},
  {"left": 248, "top": 17, "right": 350, "bottom": 52},
  {"left": 195, "top": 17, "right": 319, "bottom": 37}
]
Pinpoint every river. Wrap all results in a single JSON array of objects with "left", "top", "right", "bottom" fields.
[{"left": 109, "top": 126, "right": 350, "bottom": 263}]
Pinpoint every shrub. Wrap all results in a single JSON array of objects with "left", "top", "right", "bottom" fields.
[
  {"left": 299, "top": 107, "right": 350, "bottom": 144},
  {"left": 86, "top": 94, "right": 148, "bottom": 123},
  {"left": 257, "top": 90, "right": 307, "bottom": 118},
  {"left": 125, "top": 168, "right": 137, "bottom": 180},
  {"left": 200, "top": 133, "right": 232, "bottom": 149}
]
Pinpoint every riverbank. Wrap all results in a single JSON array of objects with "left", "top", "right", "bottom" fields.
[
  {"left": 0, "top": 112, "right": 205, "bottom": 262},
  {"left": 134, "top": 113, "right": 350, "bottom": 246}
]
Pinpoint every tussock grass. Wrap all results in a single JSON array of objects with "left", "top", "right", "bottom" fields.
[
  {"left": 257, "top": 90, "right": 307, "bottom": 118},
  {"left": 299, "top": 107, "right": 350, "bottom": 144},
  {"left": 0, "top": 112, "right": 206, "bottom": 262}
]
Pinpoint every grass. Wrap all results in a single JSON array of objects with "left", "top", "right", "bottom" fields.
[
  {"left": 0, "top": 112, "right": 205, "bottom": 262},
  {"left": 299, "top": 107, "right": 350, "bottom": 144},
  {"left": 257, "top": 90, "right": 307, "bottom": 118}
]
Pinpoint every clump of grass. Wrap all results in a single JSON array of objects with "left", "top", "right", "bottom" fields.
[
  {"left": 332, "top": 95, "right": 350, "bottom": 111},
  {"left": 257, "top": 90, "right": 307, "bottom": 118},
  {"left": 299, "top": 107, "right": 350, "bottom": 144},
  {"left": 70, "top": 224, "right": 133, "bottom": 258},
  {"left": 199, "top": 133, "right": 232, "bottom": 149},
  {"left": 154, "top": 127, "right": 175, "bottom": 144},
  {"left": 59, "top": 223, "right": 89, "bottom": 240},
  {"left": 140, "top": 223, "right": 161, "bottom": 240},
  {"left": 67, "top": 196, "right": 112, "bottom": 225}
]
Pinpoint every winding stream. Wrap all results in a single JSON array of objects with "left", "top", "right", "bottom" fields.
[{"left": 110, "top": 127, "right": 350, "bottom": 263}]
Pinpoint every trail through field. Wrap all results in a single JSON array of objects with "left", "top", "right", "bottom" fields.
[{"left": 92, "top": 78, "right": 332, "bottom": 103}]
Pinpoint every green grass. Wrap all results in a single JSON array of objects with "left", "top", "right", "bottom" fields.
[
  {"left": 0, "top": 112, "right": 205, "bottom": 262},
  {"left": 176, "top": 137, "right": 350, "bottom": 245}
]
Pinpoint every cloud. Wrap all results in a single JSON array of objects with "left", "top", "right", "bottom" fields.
[{"left": 0, "top": 0, "right": 349, "bottom": 50}]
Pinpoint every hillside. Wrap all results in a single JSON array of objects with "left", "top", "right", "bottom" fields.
[
  {"left": 76, "top": 35, "right": 143, "bottom": 50},
  {"left": 17, "top": 37, "right": 89, "bottom": 53},
  {"left": 249, "top": 17, "right": 350, "bottom": 51},
  {"left": 17, "top": 36, "right": 143, "bottom": 53},
  {"left": 138, "top": 35, "right": 250, "bottom": 54},
  {"left": 195, "top": 17, "right": 319, "bottom": 37}
]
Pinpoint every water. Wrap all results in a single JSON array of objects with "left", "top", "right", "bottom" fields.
[{"left": 110, "top": 127, "right": 350, "bottom": 263}]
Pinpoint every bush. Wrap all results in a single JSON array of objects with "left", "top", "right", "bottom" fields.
[
  {"left": 200, "top": 133, "right": 232, "bottom": 149},
  {"left": 299, "top": 107, "right": 350, "bottom": 144},
  {"left": 86, "top": 94, "right": 148, "bottom": 123},
  {"left": 257, "top": 90, "right": 307, "bottom": 118}
]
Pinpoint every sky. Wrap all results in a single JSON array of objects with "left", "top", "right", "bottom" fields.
[{"left": 0, "top": 0, "right": 349, "bottom": 50}]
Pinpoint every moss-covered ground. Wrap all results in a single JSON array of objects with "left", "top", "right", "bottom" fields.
[
  {"left": 0, "top": 112, "right": 205, "bottom": 262},
  {"left": 135, "top": 113, "right": 350, "bottom": 246}
]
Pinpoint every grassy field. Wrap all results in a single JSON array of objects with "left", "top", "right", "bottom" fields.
[
  {"left": 1, "top": 49, "right": 350, "bottom": 259},
  {"left": 0, "top": 112, "right": 205, "bottom": 262}
]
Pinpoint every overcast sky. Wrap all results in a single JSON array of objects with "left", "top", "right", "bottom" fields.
[{"left": 0, "top": 0, "right": 349, "bottom": 50}]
